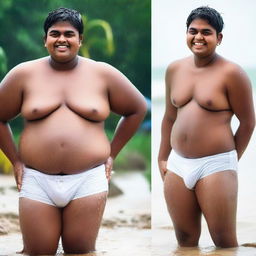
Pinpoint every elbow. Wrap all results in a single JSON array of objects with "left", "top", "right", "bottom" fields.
[
  {"left": 242, "top": 118, "right": 255, "bottom": 135},
  {"left": 249, "top": 115, "right": 256, "bottom": 132},
  {"left": 0, "top": 119, "right": 8, "bottom": 125},
  {"left": 141, "top": 97, "right": 149, "bottom": 116},
  {"left": 249, "top": 119, "right": 255, "bottom": 134},
  {"left": 135, "top": 96, "right": 148, "bottom": 118},
  {"left": 0, "top": 114, "right": 10, "bottom": 124}
]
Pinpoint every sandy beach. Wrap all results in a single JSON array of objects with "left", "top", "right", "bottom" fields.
[
  {"left": 0, "top": 171, "right": 150, "bottom": 256},
  {"left": 152, "top": 79, "right": 256, "bottom": 256}
]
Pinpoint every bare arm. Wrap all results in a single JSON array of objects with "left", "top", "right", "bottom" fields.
[
  {"left": 227, "top": 65, "right": 255, "bottom": 159},
  {"left": 158, "top": 64, "right": 177, "bottom": 180},
  {"left": 104, "top": 63, "right": 147, "bottom": 160},
  {"left": 0, "top": 65, "right": 24, "bottom": 190}
]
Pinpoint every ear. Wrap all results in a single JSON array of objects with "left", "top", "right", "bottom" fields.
[
  {"left": 217, "top": 33, "right": 223, "bottom": 45},
  {"left": 43, "top": 35, "right": 47, "bottom": 47},
  {"left": 79, "top": 34, "right": 83, "bottom": 46}
]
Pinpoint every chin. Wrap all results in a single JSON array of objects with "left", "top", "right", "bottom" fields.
[
  {"left": 192, "top": 50, "right": 208, "bottom": 57},
  {"left": 52, "top": 56, "right": 75, "bottom": 63}
]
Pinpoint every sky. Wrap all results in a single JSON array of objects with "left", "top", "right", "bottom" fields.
[{"left": 152, "top": 0, "right": 256, "bottom": 69}]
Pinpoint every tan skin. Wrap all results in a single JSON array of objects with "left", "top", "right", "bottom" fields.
[
  {"left": 158, "top": 19, "right": 255, "bottom": 248},
  {"left": 0, "top": 21, "right": 147, "bottom": 254}
]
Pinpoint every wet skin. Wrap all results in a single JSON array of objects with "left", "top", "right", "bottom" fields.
[{"left": 159, "top": 18, "right": 255, "bottom": 248}]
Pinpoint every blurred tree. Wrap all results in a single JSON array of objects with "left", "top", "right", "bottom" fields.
[
  {"left": 80, "top": 15, "right": 114, "bottom": 58},
  {"left": 0, "top": 46, "right": 7, "bottom": 75}
]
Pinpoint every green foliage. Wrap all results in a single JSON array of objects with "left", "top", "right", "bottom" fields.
[
  {"left": 0, "top": 47, "right": 7, "bottom": 75},
  {"left": 107, "top": 130, "right": 151, "bottom": 172},
  {"left": 0, "top": 0, "right": 12, "bottom": 18},
  {"left": 81, "top": 16, "right": 115, "bottom": 58}
]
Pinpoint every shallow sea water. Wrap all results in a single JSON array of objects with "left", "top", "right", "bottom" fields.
[{"left": 0, "top": 172, "right": 151, "bottom": 256}]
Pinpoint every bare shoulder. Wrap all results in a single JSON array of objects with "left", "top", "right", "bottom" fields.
[
  {"left": 219, "top": 58, "right": 247, "bottom": 78},
  {"left": 82, "top": 58, "right": 131, "bottom": 89},
  {"left": 79, "top": 57, "right": 117, "bottom": 74},
  {"left": 166, "top": 56, "right": 191, "bottom": 76},
  {"left": 219, "top": 57, "right": 251, "bottom": 89},
  {"left": 17, "top": 57, "right": 47, "bottom": 70},
  {"left": 3, "top": 57, "right": 48, "bottom": 81}
]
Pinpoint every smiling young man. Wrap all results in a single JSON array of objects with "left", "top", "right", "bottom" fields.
[
  {"left": 44, "top": 16, "right": 83, "bottom": 68},
  {"left": 158, "top": 6, "right": 255, "bottom": 248},
  {"left": 0, "top": 7, "right": 147, "bottom": 255}
]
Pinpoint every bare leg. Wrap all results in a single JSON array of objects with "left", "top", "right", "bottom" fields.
[
  {"left": 164, "top": 171, "right": 202, "bottom": 246},
  {"left": 196, "top": 170, "right": 238, "bottom": 248},
  {"left": 61, "top": 192, "right": 108, "bottom": 254},
  {"left": 19, "top": 198, "right": 61, "bottom": 255}
]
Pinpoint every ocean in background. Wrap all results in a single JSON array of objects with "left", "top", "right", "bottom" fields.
[{"left": 152, "top": 67, "right": 256, "bottom": 100}]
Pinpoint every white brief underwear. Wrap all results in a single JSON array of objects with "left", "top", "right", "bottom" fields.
[
  {"left": 19, "top": 164, "right": 108, "bottom": 207},
  {"left": 167, "top": 150, "right": 238, "bottom": 190}
]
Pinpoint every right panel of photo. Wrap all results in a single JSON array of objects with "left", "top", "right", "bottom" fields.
[{"left": 152, "top": 1, "right": 256, "bottom": 255}]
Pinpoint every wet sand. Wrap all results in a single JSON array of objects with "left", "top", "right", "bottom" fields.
[
  {"left": 0, "top": 171, "right": 150, "bottom": 256},
  {"left": 152, "top": 80, "right": 256, "bottom": 256}
]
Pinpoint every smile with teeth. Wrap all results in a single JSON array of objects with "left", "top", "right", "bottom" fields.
[
  {"left": 56, "top": 45, "right": 69, "bottom": 48},
  {"left": 193, "top": 42, "right": 205, "bottom": 46}
]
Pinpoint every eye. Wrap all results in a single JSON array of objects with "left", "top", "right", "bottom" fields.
[
  {"left": 202, "top": 30, "right": 212, "bottom": 36},
  {"left": 65, "top": 32, "right": 76, "bottom": 38},
  {"left": 49, "top": 31, "right": 59, "bottom": 37},
  {"left": 188, "top": 29, "right": 197, "bottom": 35}
]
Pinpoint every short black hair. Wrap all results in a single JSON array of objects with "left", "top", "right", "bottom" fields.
[
  {"left": 186, "top": 6, "right": 224, "bottom": 34},
  {"left": 44, "top": 7, "right": 84, "bottom": 35}
]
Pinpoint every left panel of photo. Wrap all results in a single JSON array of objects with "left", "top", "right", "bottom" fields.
[{"left": 0, "top": 0, "right": 151, "bottom": 255}]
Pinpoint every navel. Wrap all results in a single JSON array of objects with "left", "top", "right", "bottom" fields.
[{"left": 60, "top": 142, "right": 65, "bottom": 148}]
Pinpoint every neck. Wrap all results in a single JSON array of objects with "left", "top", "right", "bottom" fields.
[
  {"left": 49, "top": 56, "right": 79, "bottom": 70},
  {"left": 193, "top": 53, "right": 217, "bottom": 67}
]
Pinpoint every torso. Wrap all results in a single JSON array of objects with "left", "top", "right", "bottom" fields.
[
  {"left": 19, "top": 57, "right": 111, "bottom": 174},
  {"left": 169, "top": 56, "right": 235, "bottom": 158}
]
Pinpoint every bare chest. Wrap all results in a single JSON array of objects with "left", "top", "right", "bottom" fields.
[
  {"left": 21, "top": 73, "right": 110, "bottom": 121},
  {"left": 170, "top": 69, "right": 230, "bottom": 111}
]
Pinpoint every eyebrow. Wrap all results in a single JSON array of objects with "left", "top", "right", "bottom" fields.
[
  {"left": 188, "top": 27, "right": 213, "bottom": 32},
  {"left": 48, "top": 30, "right": 76, "bottom": 34}
]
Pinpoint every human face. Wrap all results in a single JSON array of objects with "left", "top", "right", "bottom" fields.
[
  {"left": 186, "top": 18, "right": 222, "bottom": 58},
  {"left": 44, "top": 21, "right": 82, "bottom": 63}
]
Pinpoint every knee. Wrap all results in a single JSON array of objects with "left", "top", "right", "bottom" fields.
[
  {"left": 62, "top": 239, "right": 96, "bottom": 254},
  {"left": 63, "top": 246, "right": 95, "bottom": 254},
  {"left": 26, "top": 248, "right": 57, "bottom": 255},
  {"left": 175, "top": 229, "right": 200, "bottom": 247},
  {"left": 211, "top": 229, "right": 238, "bottom": 248}
]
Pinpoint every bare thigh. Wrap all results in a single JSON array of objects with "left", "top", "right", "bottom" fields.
[
  {"left": 164, "top": 171, "right": 202, "bottom": 247},
  {"left": 61, "top": 191, "right": 108, "bottom": 254},
  {"left": 19, "top": 198, "right": 61, "bottom": 255},
  {"left": 195, "top": 170, "right": 238, "bottom": 248}
]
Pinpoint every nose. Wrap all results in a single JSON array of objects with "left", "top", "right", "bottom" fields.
[
  {"left": 195, "top": 32, "right": 203, "bottom": 40},
  {"left": 57, "top": 34, "right": 67, "bottom": 42}
]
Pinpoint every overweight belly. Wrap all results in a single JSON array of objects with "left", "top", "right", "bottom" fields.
[
  {"left": 171, "top": 104, "right": 235, "bottom": 158},
  {"left": 19, "top": 110, "right": 111, "bottom": 174}
]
